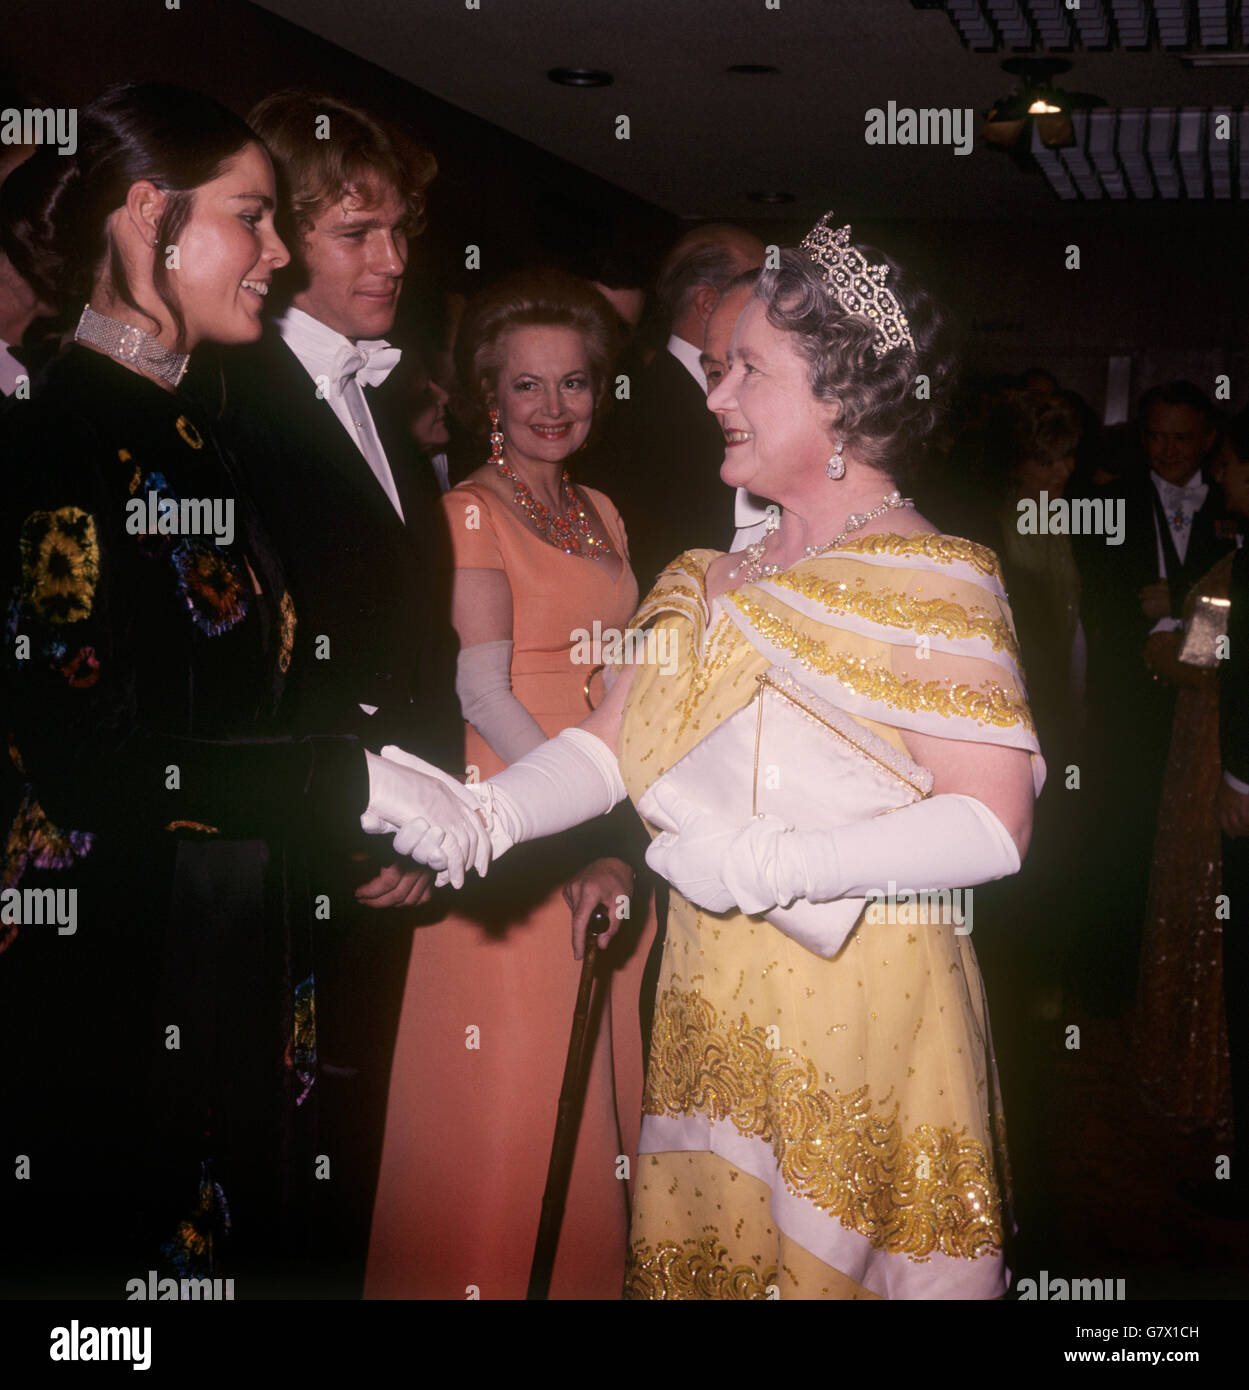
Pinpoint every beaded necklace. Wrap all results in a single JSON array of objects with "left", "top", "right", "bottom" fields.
[
  {"left": 728, "top": 490, "right": 913, "bottom": 582},
  {"left": 496, "top": 459, "right": 610, "bottom": 558}
]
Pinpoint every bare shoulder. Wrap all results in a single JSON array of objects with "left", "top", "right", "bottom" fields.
[
  {"left": 842, "top": 513, "right": 940, "bottom": 545},
  {"left": 448, "top": 469, "right": 511, "bottom": 518},
  {"left": 881, "top": 508, "right": 940, "bottom": 538},
  {"left": 577, "top": 483, "right": 625, "bottom": 529},
  {"left": 460, "top": 464, "right": 504, "bottom": 497},
  {"left": 576, "top": 481, "right": 613, "bottom": 510}
]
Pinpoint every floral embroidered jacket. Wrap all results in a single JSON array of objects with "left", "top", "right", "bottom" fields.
[{"left": 2, "top": 345, "right": 365, "bottom": 888}]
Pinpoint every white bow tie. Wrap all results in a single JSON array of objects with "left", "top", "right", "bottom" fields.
[
  {"left": 332, "top": 340, "right": 401, "bottom": 394},
  {"left": 1156, "top": 475, "right": 1206, "bottom": 506}
]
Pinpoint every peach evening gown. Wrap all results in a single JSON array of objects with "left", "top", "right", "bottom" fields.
[{"left": 365, "top": 479, "right": 655, "bottom": 1299}]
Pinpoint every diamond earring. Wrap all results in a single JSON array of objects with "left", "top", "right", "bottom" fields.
[
  {"left": 826, "top": 433, "right": 845, "bottom": 480},
  {"left": 488, "top": 406, "right": 505, "bottom": 462}
]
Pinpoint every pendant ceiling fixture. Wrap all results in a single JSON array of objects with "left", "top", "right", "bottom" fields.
[{"left": 983, "top": 58, "right": 1106, "bottom": 150}]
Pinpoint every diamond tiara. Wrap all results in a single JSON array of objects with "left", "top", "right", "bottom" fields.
[{"left": 799, "top": 212, "right": 916, "bottom": 357}]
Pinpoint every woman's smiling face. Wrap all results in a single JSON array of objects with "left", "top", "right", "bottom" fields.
[
  {"left": 492, "top": 324, "right": 594, "bottom": 469},
  {"left": 706, "top": 298, "right": 836, "bottom": 499},
  {"left": 168, "top": 141, "right": 289, "bottom": 349}
]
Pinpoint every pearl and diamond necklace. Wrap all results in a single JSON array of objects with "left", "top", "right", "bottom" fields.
[{"left": 727, "top": 490, "right": 915, "bottom": 583}]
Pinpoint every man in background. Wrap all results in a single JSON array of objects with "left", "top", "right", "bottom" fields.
[
  {"left": 1078, "top": 381, "right": 1234, "bottom": 1012},
  {"left": 583, "top": 223, "right": 764, "bottom": 594}
]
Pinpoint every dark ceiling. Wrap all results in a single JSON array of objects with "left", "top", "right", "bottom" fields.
[{"left": 253, "top": 0, "right": 1249, "bottom": 222}]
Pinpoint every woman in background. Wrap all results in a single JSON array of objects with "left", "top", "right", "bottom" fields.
[
  {"left": 367, "top": 270, "right": 654, "bottom": 1299},
  {"left": 1135, "top": 413, "right": 1249, "bottom": 1136}
]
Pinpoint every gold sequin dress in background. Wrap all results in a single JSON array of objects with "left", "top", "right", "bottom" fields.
[
  {"left": 616, "top": 537, "right": 1044, "bottom": 1299},
  {"left": 1133, "top": 552, "right": 1235, "bottom": 1137}
]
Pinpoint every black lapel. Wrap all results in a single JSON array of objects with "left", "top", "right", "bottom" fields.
[
  {"left": 262, "top": 334, "right": 409, "bottom": 538},
  {"left": 364, "top": 378, "right": 437, "bottom": 530},
  {"left": 1185, "top": 482, "right": 1232, "bottom": 583}
]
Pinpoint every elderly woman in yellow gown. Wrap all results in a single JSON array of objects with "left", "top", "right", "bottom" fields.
[{"left": 378, "top": 214, "right": 1043, "bottom": 1299}]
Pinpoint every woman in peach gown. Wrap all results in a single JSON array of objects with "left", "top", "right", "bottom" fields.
[{"left": 366, "top": 271, "right": 654, "bottom": 1299}]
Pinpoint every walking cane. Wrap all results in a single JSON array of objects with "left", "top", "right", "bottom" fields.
[{"left": 527, "top": 903, "right": 609, "bottom": 1300}]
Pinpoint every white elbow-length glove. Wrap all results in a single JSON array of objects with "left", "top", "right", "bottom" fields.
[
  {"left": 382, "top": 727, "right": 626, "bottom": 885},
  {"left": 642, "top": 783, "right": 1020, "bottom": 915}
]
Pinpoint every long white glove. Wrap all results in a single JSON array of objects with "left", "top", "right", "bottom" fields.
[
  {"left": 385, "top": 727, "right": 626, "bottom": 883},
  {"left": 643, "top": 783, "right": 1020, "bottom": 915},
  {"left": 360, "top": 750, "right": 490, "bottom": 889},
  {"left": 455, "top": 640, "right": 548, "bottom": 765}
]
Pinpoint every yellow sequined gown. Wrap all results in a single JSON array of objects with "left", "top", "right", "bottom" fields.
[{"left": 616, "top": 537, "right": 1044, "bottom": 1300}]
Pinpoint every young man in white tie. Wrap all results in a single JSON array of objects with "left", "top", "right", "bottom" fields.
[{"left": 205, "top": 90, "right": 462, "bottom": 1297}]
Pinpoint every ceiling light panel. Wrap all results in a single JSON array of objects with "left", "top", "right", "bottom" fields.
[
  {"left": 1023, "top": 105, "right": 1244, "bottom": 199},
  {"left": 933, "top": 0, "right": 1244, "bottom": 49},
  {"left": 1197, "top": 0, "right": 1229, "bottom": 46}
]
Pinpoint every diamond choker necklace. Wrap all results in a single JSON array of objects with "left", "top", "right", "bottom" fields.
[{"left": 74, "top": 304, "right": 190, "bottom": 388}]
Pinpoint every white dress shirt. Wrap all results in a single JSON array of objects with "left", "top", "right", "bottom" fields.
[
  {"left": 276, "top": 306, "right": 404, "bottom": 521},
  {"left": 666, "top": 332, "right": 706, "bottom": 391},
  {"left": 667, "top": 332, "right": 774, "bottom": 553},
  {"left": 1148, "top": 470, "right": 1208, "bottom": 635},
  {"left": 731, "top": 489, "right": 775, "bottom": 550},
  {"left": 0, "top": 338, "right": 25, "bottom": 397},
  {"left": 429, "top": 451, "right": 451, "bottom": 493},
  {"left": 1151, "top": 470, "right": 1207, "bottom": 574}
]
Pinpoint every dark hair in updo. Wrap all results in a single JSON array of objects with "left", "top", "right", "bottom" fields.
[
  {"left": 753, "top": 245, "right": 955, "bottom": 489},
  {"left": 454, "top": 268, "right": 619, "bottom": 436},
  {"left": 0, "top": 83, "right": 258, "bottom": 350}
]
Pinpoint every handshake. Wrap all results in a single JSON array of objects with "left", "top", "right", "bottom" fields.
[
  {"left": 361, "top": 747, "right": 509, "bottom": 888},
  {"left": 359, "top": 727, "right": 631, "bottom": 890}
]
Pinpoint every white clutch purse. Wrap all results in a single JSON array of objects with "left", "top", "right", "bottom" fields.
[{"left": 635, "top": 666, "right": 933, "bottom": 958}]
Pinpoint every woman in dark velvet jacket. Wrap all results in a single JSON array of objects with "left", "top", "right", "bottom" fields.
[{"left": 0, "top": 83, "right": 458, "bottom": 1297}]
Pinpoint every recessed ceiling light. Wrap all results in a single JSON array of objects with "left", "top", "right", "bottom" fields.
[
  {"left": 727, "top": 64, "right": 780, "bottom": 76},
  {"left": 547, "top": 67, "right": 613, "bottom": 88},
  {"left": 746, "top": 191, "right": 796, "bottom": 204}
]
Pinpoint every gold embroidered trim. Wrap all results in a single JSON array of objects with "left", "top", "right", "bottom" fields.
[
  {"left": 676, "top": 613, "right": 738, "bottom": 738},
  {"left": 626, "top": 1229, "right": 777, "bottom": 1300},
  {"left": 174, "top": 414, "right": 204, "bottom": 450},
  {"left": 278, "top": 591, "right": 297, "bottom": 676},
  {"left": 165, "top": 820, "right": 220, "bottom": 835},
  {"left": 643, "top": 987, "right": 1005, "bottom": 1261},
  {"left": 819, "top": 532, "right": 1003, "bottom": 579},
  {"left": 768, "top": 569, "right": 1019, "bottom": 658},
  {"left": 667, "top": 549, "right": 716, "bottom": 581},
  {"left": 634, "top": 557, "right": 712, "bottom": 628},
  {"left": 641, "top": 591, "right": 703, "bottom": 633},
  {"left": 19, "top": 506, "right": 100, "bottom": 625},
  {"left": 726, "top": 595, "right": 1034, "bottom": 733}
]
